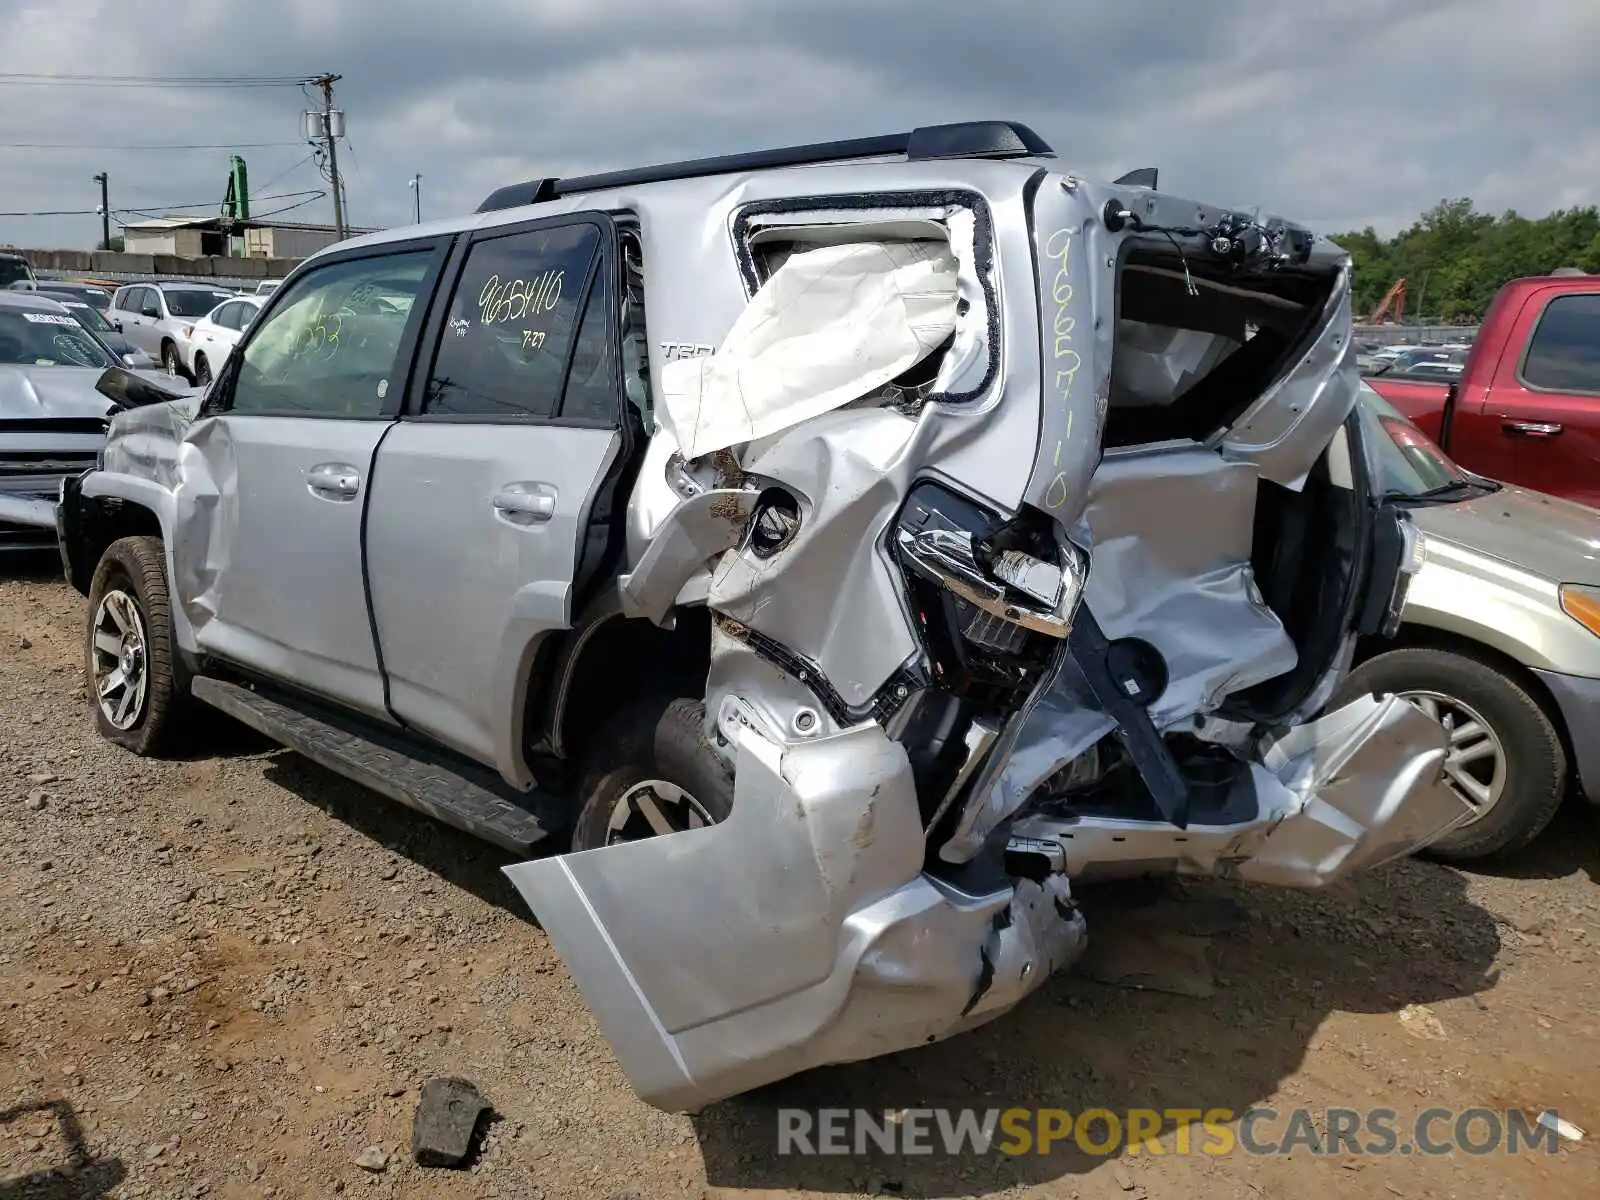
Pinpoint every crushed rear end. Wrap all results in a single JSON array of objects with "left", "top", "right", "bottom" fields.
[{"left": 505, "top": 164, "right": 1469, "bottom": 1112}]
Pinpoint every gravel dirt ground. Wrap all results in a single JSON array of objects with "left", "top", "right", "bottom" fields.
[{"left": 2, "top": 554, "right": 1598, "bottom": 1200}]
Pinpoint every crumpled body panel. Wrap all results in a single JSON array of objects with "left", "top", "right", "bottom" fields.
[
  {"left": 1081, "top": 450, "right": 1297, "bottom": 728},
  {"left": 1011, "top": 694, "right": 1472, "bottom": 888},
  {"left": 503, "top": 721, "right": 1086, "bottom": 1112}
]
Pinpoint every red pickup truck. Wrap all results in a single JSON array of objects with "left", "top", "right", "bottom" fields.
[{"left": 1366, "top": 273, "right": 1600, "bottom": 508}]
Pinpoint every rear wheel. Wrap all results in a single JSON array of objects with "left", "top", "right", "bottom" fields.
[
  {"left": 1332, "top": 647, "right": 1566, "bottom": 861},
  {"left": 571, "top": 697, "right": 733, "bottom": 851},
  {"left": 193, "top": 352, "right": 211, "bottom": 386},
  {"left": 85, "top": 536, "right": 191, "bottom": 755}
]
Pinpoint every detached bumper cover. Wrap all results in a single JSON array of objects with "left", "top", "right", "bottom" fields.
[{"left": 1532, "top": 667, "right": 1600, "bottom": 805}]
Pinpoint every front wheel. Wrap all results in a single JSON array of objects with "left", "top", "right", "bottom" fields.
[
  {"left": 193, "top": 352, "right": 211, "bottom": 386},
  {"left": 571, "top": 697, "right": 734, "bottom": 851},
  {"left": 85, "top": 536, "right": 191, "bottom": 755},
  {"left": 161, "top": 340, "right": 181, "bottom": 377},
  {"left": 1331, "top": 647, "right": 1567, "bottom": 861}
]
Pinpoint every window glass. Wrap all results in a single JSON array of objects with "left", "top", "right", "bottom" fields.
[
  {"left": 229, "top": 251, "right": 431, "bottom": 418},
  {"left": 1523, "top": 294, "right": 1600, "bottom": 393},
  {"left": 559, "top": 272, "right": 621, "bottom": 422},
  {"left": 140, "top": 290, "right": 162, "bottom": 318},
  {"left": 0, "top": 309, "right": 114, "bottom": 368},
  {"left": 213, "top": 302, "right": 243, "bottom": 331},
  {"left": 165, "top": 289, "right": 233, "bottom": 318},
  {"left": 423, "top": 223, "right": 603, "bottom": 419}
]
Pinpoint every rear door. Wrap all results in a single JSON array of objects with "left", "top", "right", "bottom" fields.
[
  {"left": 1455, "top": 285, "right": 1600, "bottom": 508},
  {"left": 172, "top": 236, "right": 452, "bottom": 718},
  {"left": 364, "top": 214, "right": 634, "bottom": 777},
  {"left": 114, "top": 287, "right": 153, "bottom": 353}
]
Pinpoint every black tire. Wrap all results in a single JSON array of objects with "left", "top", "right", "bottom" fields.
[
  {"left": 85, "top": 536, "right": 192, "bottom": 756},
  {"left": 571, "top": 697, "right": 734, "bottom": 851},
  {"left": 1331, "top": 647, "right": 1566, "bottom": 861},
  {"left": 193, "top": 352, "right": 211, "bottom": 386},
  {"left": 160, "top": 340, "right": 181, "bottom": 377}
]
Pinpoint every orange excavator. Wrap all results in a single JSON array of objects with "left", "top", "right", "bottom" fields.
[{"left": 1368, "top": 278, "right": 1407, "bottom": 324}]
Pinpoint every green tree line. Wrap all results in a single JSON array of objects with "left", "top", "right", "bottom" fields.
[{"left": 1328, "top": 199, "right": 1600, "bottom": 323}]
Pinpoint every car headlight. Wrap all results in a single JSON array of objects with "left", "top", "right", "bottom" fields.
[{"left": 1559, "top": 584, "right": 1600, "bottom": 638}]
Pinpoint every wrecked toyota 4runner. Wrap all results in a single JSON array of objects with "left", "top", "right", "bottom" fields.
[{"left": 57, "top": 122, "right": 1472, "bottom": 1113}]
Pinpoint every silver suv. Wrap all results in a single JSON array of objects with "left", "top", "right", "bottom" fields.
[
  {"left": 58, "top": 121, "right": 1469, "bottom": 1113},
  {"left": 107, "top": 281, "right": 236, "bottom": 378}
]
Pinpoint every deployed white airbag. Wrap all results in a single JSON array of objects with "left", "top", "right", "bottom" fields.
[{"left": 659, "top": 240, "right": 958, "bottom": 461}]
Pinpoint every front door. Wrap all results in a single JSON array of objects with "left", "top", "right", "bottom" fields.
[
  {"left": 1452, "top": 284, "right": 1600, "bottom": 509},
  {"left": 365, "top": 216, "right": 631, "bottom": 774},
  {"left": 172, "top": 239, "right": 450, "bottom": 718}
]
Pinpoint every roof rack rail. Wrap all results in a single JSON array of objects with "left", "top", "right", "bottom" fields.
[
  {"left": 475, "top": 121, "right": 1054, "bottom": 213},
  {"left": 476, "top": 178, "right": 559, "bottom": 214}
]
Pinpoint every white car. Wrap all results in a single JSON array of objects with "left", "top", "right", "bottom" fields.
[{"left": 178, "top": 295, "right": 263, "bottom": 386}]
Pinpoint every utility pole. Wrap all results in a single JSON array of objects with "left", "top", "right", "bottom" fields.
[
  {"left": 409, "top": 173, "right": 421, "bottom": 224},
  {"left": 93, "top": 172, "right": 109, "bottom": 250},
  {"left": 309, "top": 73, "right": 346, "bottom": 240}
]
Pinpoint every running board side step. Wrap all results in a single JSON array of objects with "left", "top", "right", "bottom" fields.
[{"left": 189, "top": 676, "right": 565, "bottom": 854}]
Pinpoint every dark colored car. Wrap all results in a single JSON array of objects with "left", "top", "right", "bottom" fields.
[
  {"left": 37, "top": 289, "right": 143, "bottom": 361},
  {"left": 39, "top": 281, "right": 114, "bottom": 313}
]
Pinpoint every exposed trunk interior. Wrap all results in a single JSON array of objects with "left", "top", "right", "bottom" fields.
[{"left": 1034, "top": 244, "right": 1361, "bottom": 825}]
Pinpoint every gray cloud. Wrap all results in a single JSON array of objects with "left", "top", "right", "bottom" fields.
[{"left": 0, "top": 0, "right": 1591, "bottom": 250}]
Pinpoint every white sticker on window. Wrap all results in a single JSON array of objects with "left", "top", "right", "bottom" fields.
[
  {"left": 377, "top": 379, "right": 388, "bottom": 399},
  {"left": 22, "top": 312, "right": 78, "bottom": 326}
]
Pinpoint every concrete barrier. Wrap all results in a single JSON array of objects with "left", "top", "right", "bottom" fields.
[{"left": 16, "top": 246, "right": 303, "bottom": 285}]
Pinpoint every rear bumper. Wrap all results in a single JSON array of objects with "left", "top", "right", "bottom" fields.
[{"left": 1531, "top": 668, "right": 1600, "bottom": 805}]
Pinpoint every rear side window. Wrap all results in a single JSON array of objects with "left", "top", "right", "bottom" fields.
[
  {"left": 1522, "top": 293, "right": 1600, "bottom": 393},
  {"left": 422, "top": 221, "right": 613, "bottom": 421},
  {"left": 228, "top": 251, "right": 432, "bottom": 418}
]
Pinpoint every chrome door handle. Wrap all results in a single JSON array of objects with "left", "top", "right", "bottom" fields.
[
  {"left": 306, "top": 462, "right": 361, "bottom": 500},
  {"left": 493, "top": 484, "right": 557, "bottom": 524},
  {"left": 1502, "top": 420, "right": 1563, "bottom": 437}
]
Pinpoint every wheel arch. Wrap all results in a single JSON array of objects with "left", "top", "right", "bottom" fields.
[
  {"left": 70, "top": 472, "right": 198, "bottom": 661},
  {"left": 533, "top": 604, "right": 713, "bottom": 767},
  {"left": 62, "top": 482, "right": 164, "bottom": 596}
]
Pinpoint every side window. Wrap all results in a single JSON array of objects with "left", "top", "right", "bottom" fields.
[
  {"left": 214, "top": 302, "right": 242, "bottom": 331},
  {"left": 422, "top": 222, "right": 610, "bottom": 421},
  {"left": 228, "top": 251, "right": 432, "bottom": 418},
  {"left": 141, "top": 290, "right": 163, "bottom": 319},
  {"left": 120, "top": 287, "right": 144, "bottom": 314},
  {"left": 1522, "top": 294, "right": 1600, "bottom": 393}
]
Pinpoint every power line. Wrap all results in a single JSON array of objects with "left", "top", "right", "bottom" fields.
[
  {"left": 0, "top": 141, "right": 304, "bottom": 151},
  {"left": 250, "top": 153, "right": 318, "bottom": 199},
  {"left": 0, "top": 190, "right": 325, "bottom": 219},
  {"left": 0, "top": 72, "right": 314, "bottom": 89}
]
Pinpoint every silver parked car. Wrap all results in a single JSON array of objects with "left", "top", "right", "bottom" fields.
[
  {"left": 1330, "top": 384, "right": 1600, "bottom": 860},
  {"left": 57, "top": 121, "right": 1469, "bottom": 1113},
  {"left": 107, "top": 281, "right": 236, "bottom": 379},
  {"left": 0, "top": 292, "right": 176, "bottom": 550}
]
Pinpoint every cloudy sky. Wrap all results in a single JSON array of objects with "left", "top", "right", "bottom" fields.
[{"left": 0, "top": 0, "right": 1592, "bottom": 251}]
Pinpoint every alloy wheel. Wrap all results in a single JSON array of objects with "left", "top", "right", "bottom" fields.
[
  {"left": 605, "top": 778, "right": 715, "bottom": 845},
  {"left": 1400, "top": 689, "right": 1507, "bottom": 824},
  {"left": 91, "top": 589, "right": 150, "bottom": 730}
]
